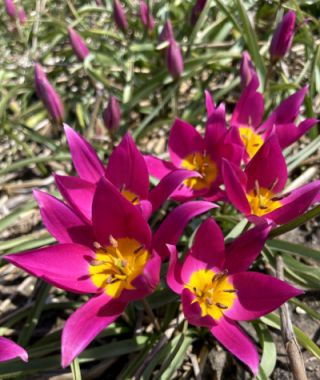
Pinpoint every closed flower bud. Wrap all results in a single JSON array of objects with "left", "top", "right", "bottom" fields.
[
  {"left": 4, "top": 0, "right": 17, "bottom": 19},
  {"left": 240, "top": 51, "right": 257, "bottom": 89},
  {"left": 159, "top": 19, "right": 173, "bottom": 44},
  {"left": 68, "top": 27, "right": 90, "bottom": 62},
  {"left": 190, "top": 0, "right": 207, "bottom": 25},
  {"left": 270, "top": 10, "right": 296, "bottom": 61},
  {"left": 113, "top": 0, "right": 128, "bottom": 32},
  {"left": 166, "top": 38, "right": 184, "bottom": 79},
  {"left": 34, "top": 63, "right": 64, "bottom": 124},
  {"left": 103, "top": 96, "right": 121, "bottom": 132},
  {"left": 139, "top": 0, "right": 155, "bottom": 32},
  {"left": 18, "top": 8, "right": 26, "bottom": 24}
]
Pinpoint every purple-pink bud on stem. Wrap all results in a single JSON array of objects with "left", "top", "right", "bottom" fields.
[
  {"left": 113, "top": 0, "right": 128, "bottom": 32},
  {"left": 68, "top": 27, "right": 90, "bottom": 62},
  {"left": 270, "top": 10, "right": 296, "bottom": 61},
  {"left": 166, "top": 38, "right": 184, "bottom": 79},
  {"left": 139, "top": 0, "right": 155, "bottom": 32},
  {"left": 103, "top": 96, "right": 121, "bottom": 133}
]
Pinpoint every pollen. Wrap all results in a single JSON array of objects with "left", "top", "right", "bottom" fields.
[
  {"left": 185, "top": 269, "right": 236, "bottom": 321},
  {"left": 120, "top": 187, "right": 140, "bottom": 205},
  {"left": 89, "top": 237, "right": 149, "bottom": 298},
  {"left": 181, "top": 152, "right": 218, "bottom": 190},
  {"left": 246, "top": 180, "right": 282, "bottom": 216},
  {"left": 239, "top": 127, "right": 264, "bottom": 159}
]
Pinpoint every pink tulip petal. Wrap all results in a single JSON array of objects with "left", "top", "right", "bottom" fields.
[
  {"left": 261, "top": 86, "right": 308, "bottom": 131},
  {"left": 245, "top": 135, "right": 287, "bottom": 193},
  {"left": 33, "top": 190, "right": 95, "bottom": 246},
  {"left": 92, "top": 177, "right": 152, "bottom": 247},
  {"left": 169, "top": 183, "right": 207, "bottom": 202},
  {"left": 222, "top": 159, "right": 250, "bottom": 215},
  {"left": 138, "top": 200, "right": 153, "bottom": 220},
  {"left": 265, "top": 180, "right": 320, "bottom": 225},
  {"left": 4, "top": 244, "right": 97, "bottom": 294},
  {"left": 168, "top": 119, "right": 205, "bottom": 166},
  {"left": 181, "top": 251, "right": 208, "bottom": 284},
  {"left": 62, "top": 293, "right": 126, "bottom": 367},
  {"left": 152, "top": 201, "right": 217, "bottom": 259},
  {"left": 106, "top": 133, "right": 149, "bottom": 200},
  {"left": 0, "top": 337, "right": 28, "bottom": 363},
  {"left": 226, "top": 272, "right": 302, "bottom": 321},
  {"left": 181, "top": 288, "right": 214, "bottom": 328},
  {"left": 166, "top": 245, "right": 184, "bottom": 294},
  {"left": 64, "top": 125, "right": 104, "bottom": 183},
  {"left": 148, "top": 169, "right": 200, "bottom": 212},
  {"left": 210, "top": 317, "right": 259, "bottom": 375},
  {"left": 205, "top": 90, "right": 215, "bottom": 116},
  {"left": 144, "top": 155, "right": 176, "bottom": 180},
  {"left": 205, "top": 103, "right": 227, "bottom": 148},
  {"left": 231, "top": 76, "right": 264, "bottom": 129},
  {"left": 224, "top": 223, "right": 272, "bottom": 274},
  {"left": 54, "top": 174, "right": 96, "bottom": 221}
]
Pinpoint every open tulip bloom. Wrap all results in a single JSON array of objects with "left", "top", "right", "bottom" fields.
[
  {"left": 145, "top": 93, "right": 243, "bottom": 202},
  {"left": 222, "top": 135, "right": 320, "bottom": 225},
  {"left": 55, "top": 126, "right": 197, "bottom": 222},
  {"left": 0, "top": 338, "right": 28, "bottom": 363},
  {"left": 167, "top": 218, "right": 302, "bottom": 374},
  {"left": 231, "top": 76, "right": 318, "bottom": 161},
  {"left": 4, "top": 176, "right": 215, "bottom": 367}
]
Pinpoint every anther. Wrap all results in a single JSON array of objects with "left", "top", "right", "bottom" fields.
[
  {"left": 93, "top": 241, "right": 102, "bottom": 249},
  {"left": 106, "top": 275, "right": 114, "bottom": 284},
  {"left": 134, "top": 244, "right": 145, "bottom": 254},
  {"left": 90, "top": 259, "right": 107, "bottom": 266},
  {"left": 212, "top": 270, "right": 228, "bottom": 282},
  {"left": 223, "top": 289, "right": 237, "bottom": 293},
  {"left": 216, "top": 302, "right": 228, "bottom": 310},
  {"left": 120, "top": 259, "right": 128, "bottom": 268},
  {"left": 131, "top": 196, "right": 139, "bottom": 203},
  {"left": 120, "top": 184, "right": 126, "bottom": 192},
  {"left": 109, "top": 235, "right": 118, "bottom": 248},
  {"left": 254, "top": 180, "right": 260, "bottom": 197},
  {"left": 206, "top": 297, "right": 213, "bottom": 305},
  {"left": 269, "top": 177, "right": 279, "bottom": 192}
]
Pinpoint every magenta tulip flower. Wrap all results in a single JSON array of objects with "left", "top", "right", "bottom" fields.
[
  {"left": 145, "top": 93, "right": 243, "bottom": 202},
  {"left": 190, "top": 0, "right": 207, "bottom": 25},
  {"left": 222, "top": 135, "right": 320, "bottom": 225},
  {"left": 103, "top": 96, "right": 121, "bottom": 132},
  {"left": 113, "top": 0, "right": 128, "bottom": 33},
  {"left": 231, "top": 77, "right": 318, "bottom": 161},
  {"left": 0, "top": 337, "right": 28, "bottom": 363},
  {"left": 139, "top": 0, "right": 155, "bottom": 32},
  {"left": 166, "top": 38, "right": 184, "bottom": 79},
  {"left": 34, "top": 63, "right": 64, "bottom": 124},
  {"left": 240, "top": 51, "right": 257, "bottom": 89},
  {"left": 55, "top": 126, "right": 202, "bottom": 221},
  {"left": 4, "top": 0, "right": 17, "bottom": 19},
  {"left": 167, "top": 218, "right": 302, "bottom": 374},
  {"left": 4, "top": 176, "right": 214, "bottom": 367},
  {"left": 270, "top": 10, "right": 296, "bottom": 61},
  {"left": 68, "top": 27, "right": 90, "bottom": 62}
]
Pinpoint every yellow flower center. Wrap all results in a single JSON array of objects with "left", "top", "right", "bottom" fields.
[
  {"left": 181, "top": 152, "right": 218, "bottom": 190},
  {"left": 89, "top": 236, "right": 149, "bottom": 298},
  {"left": 121, "top": 188, "right": 140, "bottom": 205},
  {"left": 246, "top": 181, "right": 282, "bottom": 216},
  {"left": 185, "top": 269, "right": 236, "bottom": 321},
  {"left": 239, "top": 127, "right": 264, "bottom": 159}
]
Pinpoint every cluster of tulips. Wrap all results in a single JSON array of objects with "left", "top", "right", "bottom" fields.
[{"left": 1, "top": 1, "right": 319, "bottom": 376}]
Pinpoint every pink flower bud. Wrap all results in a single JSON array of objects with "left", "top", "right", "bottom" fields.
[
  {"left": 166, "top": 38, "right": 184, "bottom": 79},
  {"left": 270, "top": 10, "right": 296, "bottom": 61},
  {"left": 103, "top": 96, "right": 121, "bottom": 132},
  {"left": 190, "top": 0, "right": 207, "bottom": 24},
  {"left": 68, "top": 27, "right": 90, "bottom": 62},
  {"left": 159, "top": 19, "right": 173, "bottom": 43},
  {"left": 18, "top": 8, "right": 26, "bottom": 24},
  {"left": 4, "top": 0, "right": 17, "bottom": 19},
  {"left": 95, "top": 0, "right": 103, "bottom": 5},
  {"left": 240, "top": 51, "right": 257, "bottom": 89},
  {"left": 113, "top": 0, "right": 128, "bottom": 32},
  {"left": 34, "top": 63, "right": 64, "bottom": 124},
  {"left": 139, "top": 0, "right": 155, "bottom": 32}
]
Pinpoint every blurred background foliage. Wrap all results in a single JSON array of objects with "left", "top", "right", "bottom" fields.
[{"left": 0, "top": 0, "right": 320, "bottom": 379}]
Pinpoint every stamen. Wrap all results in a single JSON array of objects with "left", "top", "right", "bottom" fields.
[
  {"left": 216, "top": 302, "right": 228, "bottom": 309},
  {"left": 131, "top": 196, "right": 139, "bottom": 203},
  {"left": 223, "top": 289, "right": 237, "bottom": 293},
  {"left": 109, "top": 235, "right": 118, "bottom": 248},
  {"left": 120, "top": 259, "right": 128, "bottom": 268},
  {"left": 134, "top": 244, "right": 145, "bottom": 254},
  {"left": 106, "top": 275, "right": 114, "bottom": 284},
  {"left": 120, "top": 184, "right": 126, "bottom": 192},
  {"left": 248, "top": 116, "right": 252, "bottom": 126},
  {"left": 212, "top": 270, "right": 228, "bottom": 282},
  {"left": 254, "top": 180, "right": 260, "bottom": 198},
  {"left": 93, "top": 241, "right": 102, "bottom": 249},
  {"left": 206, "top": 297, "right": 213, "bottom": 305},
  {"left": 90, "top": 259, "right": 108, "bottom": 266},
  {"left": 269, "top": 178, "right": 279, "bottom": 191}
]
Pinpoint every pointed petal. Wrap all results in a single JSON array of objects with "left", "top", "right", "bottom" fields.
[
  {"left": 224, "top": 223, "right": 272, "bottom": 274},
  {"left": 245, "top": 135, "right": 287, "bottom": 193},
  {"left": 168, "top": 119, "right": 205, "bottom": 166},
  {"left": 54, "top": 174, "right": 96, "bottom": 221},
  {"left": 222, "top": 159, "right": 250, "bottom": 215},
  {"left": 274, "top": 119, "right": 318, "bottom": 149},
  {"left": 64, "top": 125, "right": 104, "bottom": 182},
  {"left": 92, "top": 178, "right": 151, "bottom": 247},
  {"left": 231, "top": 76, "right": 264, "bottom": 129},
  {"left": 148, "top": 169, "right": 200, "bottom": 213},
  {"left": 265, "top": 180, "right": 320, "bottom": 225},
  {"left": 33, "top": 190, "right": 95, "bottom": 246},
  {"left": 106, "top": 133, "right": 149, "bottom": 200},
  {"left": 210, "top": 317, "right": 259, "bottom": 375},
  {"left": 0, "top": 338, "right": 28, "bottom": 363},
  {"left": 62, "top": 294, "right": 126, "bottom": 367},
  {"left": 166, "top": 244, "right": 184, "bottom": 294},
  {"left": 226, "top": 272, "right": 302, "bottom": 321},
  {"left": 144, "top": 155, "right": 176, "bottom": 180},
  {"left": 205, "top": 90, "right": 215, "bottom": 116},
  {"left": 205, "top": 103, "right": 227, "bottom": 147},
  {"left": 152, "top": 201, "right": 217, "bottom": 259},
  {"left": 4, "top": 244, "right": 97, "bottom": 294}
]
